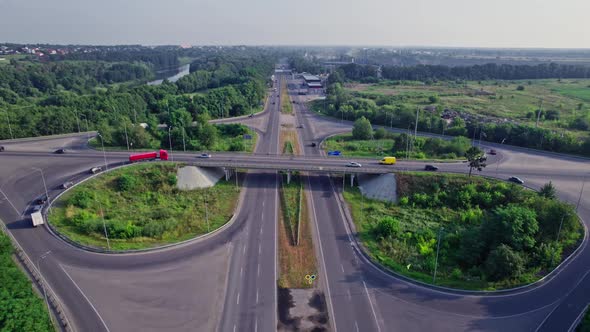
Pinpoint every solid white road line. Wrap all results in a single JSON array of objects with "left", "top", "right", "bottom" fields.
[
  {"left": 236, "top": 292, "right": 240, "bottom": 305},
  {"left": 341, "top": 263, "right": 345, "bottom": 273},
  {"left": 240, "top": 267, "right": 243, "bottom": 278},
  {"left": 363, "top": 280, "right": 382, "bottom": 332},
  {"left": 0, "top": 188, "right": 21, "bottom": 215},
  {"left": 355, "top": 321, "right": 360, "bottom": 332},
  {"left": 307, "top": 177, "right": 338, "bottom": 332},
  {"left": 60, "top": 264, "right": 111, "bottom": 332}
]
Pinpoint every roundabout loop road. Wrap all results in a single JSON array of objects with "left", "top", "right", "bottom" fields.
[{"left": 0, "top": 72, "right": 589, "bottom": 331}]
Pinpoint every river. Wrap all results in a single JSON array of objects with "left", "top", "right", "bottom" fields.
[{"left": 147, "top": 64, "right": 191, "bottom": 85}]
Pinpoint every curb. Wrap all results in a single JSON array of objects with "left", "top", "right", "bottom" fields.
[
  {"left": 0, "top": 131, "right": 97, "bottom": 144},
  {"left": 330, "top": 172, "right": 588, "bottom": 296},
  {"left": 0, "top": 219, "right": 74, "bottom": 332},
  {"left": 43, "top": 161, "right": 248, "bottom": 255}
]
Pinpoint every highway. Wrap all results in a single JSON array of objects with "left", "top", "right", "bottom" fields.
[{"left": 0, "top": 68, "right": 589, "bottom": 332}]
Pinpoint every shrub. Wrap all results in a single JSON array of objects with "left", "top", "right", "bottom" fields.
[
  {"left": 516, "top": 85, "right": 525, "bottom": 91},
  {"left": 485, "top": 244, "right": 525, "bottom": 281},
  {"left": 117, "top": 174, "right": 137, "bottom": 192},
  {"left": 374, "top": 216, "right": 400, "bottom": 239},
  {"left": 69, "top": 189, "right": 94, "bottom": 208}
]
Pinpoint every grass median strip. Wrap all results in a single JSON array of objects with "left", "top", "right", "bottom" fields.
[
  {"left": 49, "top": 162, "right": 239, "bottom": 251},
  {"left": 281, "top": 79, "right": 293, "bottom": 114}
]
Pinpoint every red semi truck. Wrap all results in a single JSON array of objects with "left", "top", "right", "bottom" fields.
[{"left": 129, "top": 149, "right": 169, "bottom": 163}]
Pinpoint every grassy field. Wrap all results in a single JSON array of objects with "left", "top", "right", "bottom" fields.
[
  {"left": 0, "top": 233, "right": 54, "bottom": 331},
  {"left": 343, "top": 172, "right": 582, "bottom": 290},
  {"left": 324, "top": 133, "right": 469, "bottom": 160},
  {"left": 346, "top": 79, "right": 590, "bottom": 136},
  {"left": 278, "top": 173, "right": 317, "bottom": 289},
  {"left": 49, "top": 163, "right": 239, "bottom": 250}
]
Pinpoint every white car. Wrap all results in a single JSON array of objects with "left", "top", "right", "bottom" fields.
[
  {"left": 199, "top": 153, "right": 211, "bottom": 159},
  {"left": 346, "top": 162, "right": 362, "bottom": 168}
]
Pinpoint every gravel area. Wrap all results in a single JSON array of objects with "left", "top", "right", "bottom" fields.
[{"left": 176, "top": 166, "right": 224, "bottom": 190}]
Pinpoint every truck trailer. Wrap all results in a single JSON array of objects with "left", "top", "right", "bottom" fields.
[{"left": 129, "top": 149, "right": 169, "bottom": 163}]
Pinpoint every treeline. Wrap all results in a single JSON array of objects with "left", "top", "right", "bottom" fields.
[
  {"left": 50, "top": 47, "right": 179, "bottom": 69},
  {"left": 0, "top": 61, "right": 153, "bottom": 97},
  {"left": 317, "top": 75, "right": 590, "bottom": 156},
  {"left": 288, "top": 56, "right": 324, "bottom": 74},
  {"left": 0, "top": 48, "right": 276, "bottom": 146},
  {"left": 0, "top": 233, "right": 53, "bottom": 331}
]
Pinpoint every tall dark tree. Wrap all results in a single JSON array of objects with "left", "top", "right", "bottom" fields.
[{"left": 465, "top": 146, "right": 487, "bottom": 177}]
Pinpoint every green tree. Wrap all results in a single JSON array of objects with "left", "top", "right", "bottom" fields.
[
  {"left": 539, "top": 181, "right": 557, "bottom": 200},
  {"left": 374, "top": 216, "right": 400, "bottom": 239},
  {"left": 428, "top": 95, "right": 439, "bottom": 103},
  {"left": 487, "top": 205, "right": 539, "bottom": 251},
  {"left": 485, "top": 244, "right": 525, "bottom": 281},
  {"left": 464, "top": 146, "right": 487, "bottom": 177},
  {"left": 200, "top": 123, "right": 218, "bottom": 149},
  {"left": 374, "top": 127, "right": 388, "bottom": 139},
  {"left": 352, "top": 116, "right": 373, "bottom": 140}
]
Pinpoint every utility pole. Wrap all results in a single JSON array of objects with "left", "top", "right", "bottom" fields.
[
  {"left": 97, "top": 133, "right": 108, "bottom": 170},
  {"left": 536, "top": 99, "right": 543, "bottom": 128},
  {"left": 433, "top": 227, "right": 444, "bottom": 284},
  {"left": 205, "top": 199, "right": 210, "bottom": 232},
  {"left": 123, "top": 122, "right": 130, "bottom": 151},
  {"left": 168, "top": 127, "right": 174, "bottom": 161},
  {"left": 98, "top": 201, "right": 110, "bottom": 250},
  {"left": 4, "top": 109, "right": 13, "bottom": 139},
  {"left": 576, "top": 173, "right": 587, "bottom": 212},
  {"left": 73, "top": 109, "right": 81, "bottom": 133},
  {"left": 32, "top": 167, "right": 50, "bottom": 213}
]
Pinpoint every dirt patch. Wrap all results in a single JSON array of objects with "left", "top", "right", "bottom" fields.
[{"left": 278, "top": 288, "right": 329, "bottom": 332}]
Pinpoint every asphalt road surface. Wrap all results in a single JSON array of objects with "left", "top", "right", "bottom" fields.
[{"left": 1, "top": 70, "right": 589, "bottom": 332}]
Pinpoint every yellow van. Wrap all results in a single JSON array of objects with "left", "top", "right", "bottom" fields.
[{"left": 379, "top": 156, "right": 397, "bottom": 165}]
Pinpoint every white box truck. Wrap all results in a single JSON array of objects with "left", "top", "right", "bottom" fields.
[{"left": 31, "top": 211, "right": 44, "bottom": 227}]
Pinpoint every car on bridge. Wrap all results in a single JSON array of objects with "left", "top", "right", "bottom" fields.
[
  {"left": 199, "top": 153, "right": 211, "bottom": 159},
  {"left": 424, "top": 165, "right": 439, "bottom": 171},
  {"left": 54, "top": 148, "right": 66, "bottom": 154},
  {"left": 0, "top": 146, "right": 4, "bottom": 152},
  {"left": 346, "top": 162, "right": 362, "bottom": 168}
]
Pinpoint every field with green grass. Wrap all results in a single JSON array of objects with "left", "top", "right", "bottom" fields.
[
  {"left": 346, "top": 79, "right": 590, "bottom": 136},
  {"left": 49, "top": 163, "right": 239, "bottom": 250},
  {"left": 324, "top": 132, "right": 471, "bottom": 160},
  {"left": 0, "top": 232, "right": 54, "bottom": 331},
  {"left": 344, "top": 172, "right": 582, "bottom": 290}
]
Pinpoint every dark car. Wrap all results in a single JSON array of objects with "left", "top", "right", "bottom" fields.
[
  {"left": 0, "top": 146, "right": 4, "bottom": 152},
  {"left": 508, "top": 176, "right": 525, "bottom": 184},
  {"left": 34, "top": 194, "right": 49, "bottom": 205},
  {"left": 310, "top": 142, "right": 317, "bottom": 147},
  {"left": 248, "top": 114, "right": 254, "bottom": 118},
  {"left": 54, "top": 148, "right": 66, "bottom": 154},
  {"left": 424, "top": 165, "right": 439, "bottom": 171},
  {"left": 489, "top": 149, "right": 497, "bottom": 155}
]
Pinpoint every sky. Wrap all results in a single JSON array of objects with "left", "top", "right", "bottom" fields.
[{"left": 1, "top": 0, "right": 589, "bottom": 48}]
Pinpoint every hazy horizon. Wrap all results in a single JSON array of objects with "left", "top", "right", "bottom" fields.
[{"left": 1, "top": 0, "right": 589, "bottom": 48}]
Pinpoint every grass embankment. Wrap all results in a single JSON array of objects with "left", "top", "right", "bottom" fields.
[
  {"left": 281, "top": 79, "right": 293, "bottom": 114},
  {"left": 49, "top": 163, "right": 239, "bottom": 250},
  {"left": 89, "top": 124, "right": 257, "bottom": 153},
  {"left": 0, "top": 233, "right": 53, "bottom": 331},
  {"left": 344, "top": 172, "right": 582, "bottom": 290},
  {"left": 324, "top": 132, "right": 470, "bottom": 160}
]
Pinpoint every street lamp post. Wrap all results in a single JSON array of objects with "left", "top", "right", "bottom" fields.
[
  {"left": 123, "top": 123, "right": 130, "bottom": 151},
  {"left": 37, "top": 250, "right": 54, "bottom": 326},
  {"left": 32, "top": 167, "right": 50, "bottom": 213},
  {"left": 168, "top": 126, "right": 174, "bottom": 161},
  {"left": 433, "top": 227, "right": 444, "bottom": 284},
  {"left": 73, "top": 109, "right": 81, "bottom": 133},
  {"left": 80, "top": 114, "right": 89, "bottom": 139},
  {"left": 576, "top": 173, "right": 587, "bottom": 212},
  {"left": 205, "top": 199, "right": 210, "bottom": 233},
  {"left": 97, "top": 133, "right": 108, "bottom": 170},
  {"left": 4, "top": 109, "right": 13, "bottom": 139}
]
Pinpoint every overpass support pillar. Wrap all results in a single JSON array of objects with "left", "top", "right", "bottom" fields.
[
  {"left": 224, "top": 169, "right": 231, "bottom": 181},
  {"left": 287, "top": 171, "right": 291, "bottom": 184},
  {"left": 350, "top": 174, "right": 355, "bottom": 187}
]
